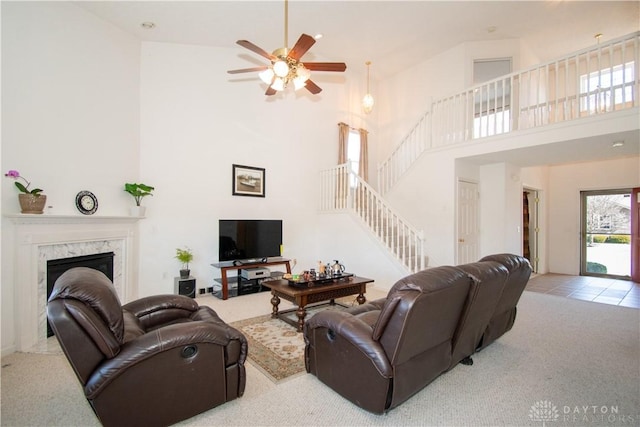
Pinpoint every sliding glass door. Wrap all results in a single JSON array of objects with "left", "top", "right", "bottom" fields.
[{"left": 580, "top": 189, "right": 632, "bottom": 279}]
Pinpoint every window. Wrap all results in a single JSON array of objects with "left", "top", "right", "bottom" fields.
[
  {"left": 347, "top": 130, "right": 360, "bottom": 187},
  {"left": 580, "top": 61, "right": 635, "bottom": 113},
  {"left": 472, "top": 58, "right": 512, "bottom": 138}
]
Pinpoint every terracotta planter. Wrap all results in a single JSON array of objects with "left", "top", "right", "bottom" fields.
[{"left": 18, "top": 194, "right": 47, "bottom": 214}]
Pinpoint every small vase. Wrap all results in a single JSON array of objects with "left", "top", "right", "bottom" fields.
[
  {"left": 180, "top": 269, "right": 190, "bottom": 279},
  {"left": 18, "top": 194, "right": 47, "bottom": 214},
  {"left": 130, "top": 206, "right": 146, "bottom": 217}
]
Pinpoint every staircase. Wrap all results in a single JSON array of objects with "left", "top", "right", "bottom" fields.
[
  {"left": 321, "top": 31, "right": 639, "bottom": 273},
  {"left": 319, "top": 163, "right": 426, "bottom": 273}
]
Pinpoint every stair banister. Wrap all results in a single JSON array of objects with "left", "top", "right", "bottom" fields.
[
  {"left": 321, "top": 161, "right": 426, "bottom": 273},
  {"left": 378, "top": 31, "right": 639, "bottom": 195}
]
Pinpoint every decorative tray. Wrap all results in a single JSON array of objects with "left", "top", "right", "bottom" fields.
[{"left": 287, "top": 273, "right": 354, "bottom": 288}]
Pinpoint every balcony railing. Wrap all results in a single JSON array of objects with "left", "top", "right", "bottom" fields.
[{"left": 378, "top": 31, "right": 640, "bottom": 195}]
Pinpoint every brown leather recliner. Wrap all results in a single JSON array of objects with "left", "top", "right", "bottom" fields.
[
  {"left": 47, "top": 267, "right": 248, "bottom": 427},
  {"left": 475, "top": 253, "right": 533, "bottom": 350},
  {"left": 304, "top": 254, "right": 531, "bottom": 414}
]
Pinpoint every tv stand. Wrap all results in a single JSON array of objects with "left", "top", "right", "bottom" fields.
[
  {"left": 232, "top": 257, "right": 268, "bottom": 266},
  {"left": 211, "top": 257, "right": 291, "bottom": 300}
]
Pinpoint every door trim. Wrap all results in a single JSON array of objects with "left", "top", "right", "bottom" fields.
[{"left": 456, "top": 179, "right": 479, "bottom": 264}]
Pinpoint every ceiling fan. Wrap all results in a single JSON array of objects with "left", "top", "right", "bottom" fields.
[{"left": 227, "top": 0, "right": 347, "bottom": 96}]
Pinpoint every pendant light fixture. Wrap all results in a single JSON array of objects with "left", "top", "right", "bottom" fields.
[{"left": 362, "top": 61, "right": 374, "bottom": 114}]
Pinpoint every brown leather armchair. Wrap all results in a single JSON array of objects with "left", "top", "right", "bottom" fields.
[
  {"left": 304, "top": 254, "right": 531, "bottom": 414},
  {"left": 47, "top": 267, "right": 247, "bottom": 427}
]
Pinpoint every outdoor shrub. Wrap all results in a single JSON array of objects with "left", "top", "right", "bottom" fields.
[
  {"left": 605, "top": 235, "right": 631, "bottom": 244},
  {"left": 586, "top": 262, "right": 607, "bottom": 274},
  {"left": 592, "top": 235, "right": 608, "bottom": 243}
]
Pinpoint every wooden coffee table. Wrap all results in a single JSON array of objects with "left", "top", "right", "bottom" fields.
[{"left": 261, "top": 276, "right": 374, "bottom": 332}]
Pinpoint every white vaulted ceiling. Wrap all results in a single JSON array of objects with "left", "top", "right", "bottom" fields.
[{"left": 74, "top": 1, "right": 639, "bottom": 80}]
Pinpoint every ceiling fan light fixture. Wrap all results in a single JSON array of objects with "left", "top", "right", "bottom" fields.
[
  {"left": 293, "top": 77, "right": 307, "bottom": 90},
  {"left": 227, "top": 0, "right": 346, "bottom": 96},
  {"left": 259, "top": 68, "right": 275, "bottom": 84},
  {"left": 271, "top": 77, "right": 286, "bottom": 91},
  {"left": 273, "top": 60, "right": 290, "bottom": 78},
  {"left": 296, "top": 65, "right": 311, "bottom": 82}
]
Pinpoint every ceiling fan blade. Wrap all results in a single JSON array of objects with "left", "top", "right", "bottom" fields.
[
  {"left": 236, "top": 40, "right": 275, "bottom": 61},
  {"left": 227, "top": 66, "right": 268, "bottom": 74},
  {"left": 304, "top": 62, "right": 347, "bottom": 72},
  {"left": 305, "top": 79, "right": 322, "bottom": 94},
  {"left": 264, "top": 75, "right": 277, "bottom": 96},
  {"left": 288, "top": 34, "right": 316, "bottom": 61}
]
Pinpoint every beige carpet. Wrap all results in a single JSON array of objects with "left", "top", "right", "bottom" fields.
[{"left": 2, "top": 290, "right": 638, "bottom": 426}]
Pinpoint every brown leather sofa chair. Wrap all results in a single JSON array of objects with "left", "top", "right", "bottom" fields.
[
  {"left": 47, "top": 267, "right": 248, "bottom": 427},
  {"left": 475, "top": 253, "right": 533, "bottom": 350},
  {"left": 304, "top": 254, "right": 531, "bottom": 414}
]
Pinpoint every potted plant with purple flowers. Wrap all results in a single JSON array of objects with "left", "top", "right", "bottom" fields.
[{"left": 4, "top": 169, "right": 46, "bottom": 214}]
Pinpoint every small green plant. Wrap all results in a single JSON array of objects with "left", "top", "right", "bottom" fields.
[
  {"left": 175, "top": 247, "right": 193, "bottom": 270},
  {"left": 586, "top": 262, "right": 607, "bottom": 274},
  {"left": 592, "top": 235, "right": 608, "bottom": 243},
  {"left": 124, "top": 183, "right": 154, "bottom": 206}
]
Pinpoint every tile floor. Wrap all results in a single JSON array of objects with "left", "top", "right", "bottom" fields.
[{"left": 526, "top": 273, "right": 640, "bottom": 308}]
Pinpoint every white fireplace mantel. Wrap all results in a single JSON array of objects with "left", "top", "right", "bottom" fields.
[
  {"left": 6, "top": 213, "right": 144, "bottom": 225},
  {"left": 6, "top": 214, "right": 142, "bottom": 352}
]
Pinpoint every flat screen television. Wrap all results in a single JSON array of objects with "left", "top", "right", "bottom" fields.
[{"left": 219, "top": 219, "right": 283, "bottom": 263}]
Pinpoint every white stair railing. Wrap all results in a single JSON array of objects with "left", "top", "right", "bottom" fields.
[
  {"left": 378, "top": 31, "right": 640, "bottom": 195},
  {"left": 377, "top": 113, "right": 432, "bottom": 196},
  {"left": 320, "top": 163, "right": 426, "bottom": 273}
]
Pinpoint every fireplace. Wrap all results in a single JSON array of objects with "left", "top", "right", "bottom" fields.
[
  {"left": 6, "top": 214, "right": 140, "bottom": 353},
  {"left": 46, "top": 252, "right": 115, "bottom": 337}
]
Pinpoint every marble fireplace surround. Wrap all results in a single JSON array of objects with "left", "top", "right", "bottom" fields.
[{"left": 8, "top": 215, "right": 141, "bottom": 352}]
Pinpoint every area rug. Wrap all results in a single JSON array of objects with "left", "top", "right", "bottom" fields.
[
  {"left": 229, "top": 303, "right": 350, "bottom": 383},
  {"left": 230, "top": 314, "right": 306, "bottom": 383}
]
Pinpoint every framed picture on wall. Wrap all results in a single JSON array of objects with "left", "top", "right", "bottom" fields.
[{"left": 232, "top": 164, "right": 265, "bottom": 197}]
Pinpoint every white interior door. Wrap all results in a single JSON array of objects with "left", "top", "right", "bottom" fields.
[{"left": 457, "top": 180, "right": 479, "bottom": 264}]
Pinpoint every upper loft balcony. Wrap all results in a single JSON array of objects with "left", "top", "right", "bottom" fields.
[{"left": 378, "top": 32, "right": 640, "bottom": 194}]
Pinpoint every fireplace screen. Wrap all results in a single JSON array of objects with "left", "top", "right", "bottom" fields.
[{"left": 46, "top": 252, "right": 115, "bottom": 337}]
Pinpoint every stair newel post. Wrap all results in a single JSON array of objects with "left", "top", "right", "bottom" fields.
[
  {"left": 346, "top": 161, "right": 354, "bottom": 211},
  {"left": 418, "top": 230, "right": 425, "bottom": 271}
]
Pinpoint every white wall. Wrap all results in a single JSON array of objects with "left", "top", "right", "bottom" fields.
[
  {"left": 478, "top": 162, "right": 523, "bottom": 257},
  {"left": 1, "top": 2, "right": 141, "bottom": 353},
  {"left": 547, "top": 157, "right": 639, "bottom": 275},
  {"left": 137, "top": 41, "right": 374, "bottom": 297},
  {"left": 377, "top": 44, "right": 466, "bottom": 166},
  {"left": 1, "top": 2, "right": 141, "bottom": 215},
  {"left": 385, "top": 148, "right": 458, "bottom": 267}
]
